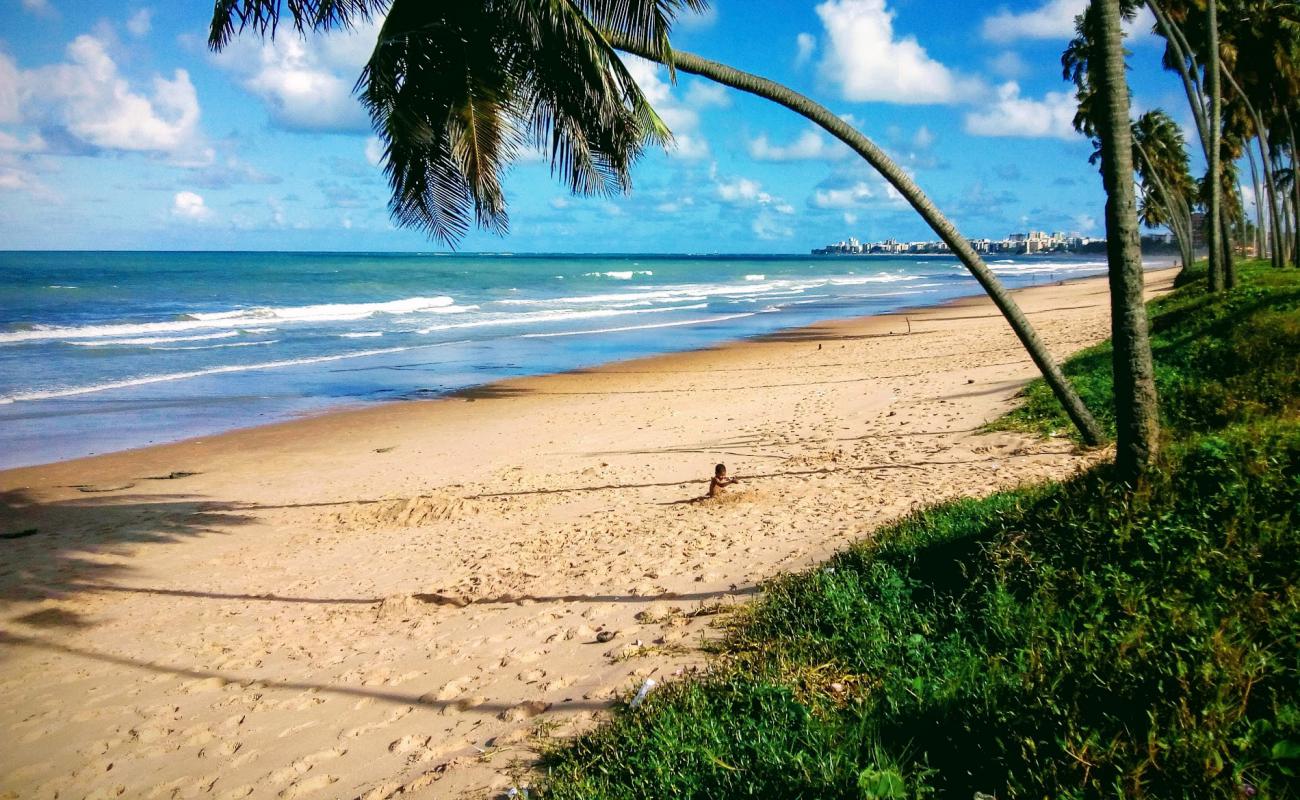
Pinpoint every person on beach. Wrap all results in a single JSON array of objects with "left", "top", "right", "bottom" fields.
[{"left": 708, "top": 463, "right": 738, "bottom": 498}]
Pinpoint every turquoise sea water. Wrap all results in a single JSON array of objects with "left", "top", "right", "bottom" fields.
[{"left": 0, "top": 251, "right": 1123, "bottom": 468}]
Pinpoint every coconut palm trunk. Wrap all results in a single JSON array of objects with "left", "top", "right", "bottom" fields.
[
  {"left": 609, "top": 36, "right": 1105, "bottom": 446},
  {"left": 1147, "top": 0, "right": 1224, "bottom": 280},
  {"left": 1246, "top": 139, "right": 1266, "bottom": 259},
  {"left": 1258, "top": 135, "right": 1285, "bottom": 267},
  {"left": 1286, "top": 108, "right": 1300, "bottom": 268},
  {"left": 1094, "top": 0, "right": 1160, "bottom": 478},
  {"left": 1134, "top": 137, "right": 1194, "bottom": 270},
  {"left": 1205, "top": 0, "right": 1225, "bottom": 290}
]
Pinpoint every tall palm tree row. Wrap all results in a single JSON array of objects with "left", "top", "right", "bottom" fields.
[
  {"left": 208, "top": 0, "right": 1109, "bottom": 445},
  {"left": 1133, "top": 111, "right": 1198, "bottom": 272},
  {"left": 1148, "top": 0, "right": 1300, "bottom": 271}
]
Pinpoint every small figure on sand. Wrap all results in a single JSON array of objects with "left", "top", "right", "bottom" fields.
[{"left": 708, "top": 463, "right": 738, "bottom": 498}]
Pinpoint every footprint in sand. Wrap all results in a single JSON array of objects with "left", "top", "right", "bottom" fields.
[{"left": 341, "top": 706, "right": 412, "bottom": 738}]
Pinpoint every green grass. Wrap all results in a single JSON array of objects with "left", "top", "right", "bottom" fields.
[
  {"left": 540, "top": 263, "right": 1300, "bottom": 799},
  {"left": 990, "top": 259, "right": 1300, "bottom": 440}
]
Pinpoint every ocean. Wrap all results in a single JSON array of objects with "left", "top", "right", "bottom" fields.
[{"left": 0, "top": 251, "right": 1120, "bottom": 468}]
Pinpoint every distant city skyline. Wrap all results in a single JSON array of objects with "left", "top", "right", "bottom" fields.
[{"left": 0, "top": 1, "right": 1229, "bottom": 253}]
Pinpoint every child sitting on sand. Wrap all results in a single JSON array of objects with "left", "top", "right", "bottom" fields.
[{"left": 708, "top": 463, "right": 738, "bottom": 498}]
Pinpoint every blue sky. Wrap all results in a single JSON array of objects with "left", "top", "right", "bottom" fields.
[{"left": 0, "top": 0, "right": 1200, "bottom": 253}]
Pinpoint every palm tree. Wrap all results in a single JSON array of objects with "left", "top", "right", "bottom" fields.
[
  {"left": 1092, "top": 0, "right": 1160, "bottom": 478},
  {"left": 209, "top": 0, "right": 1107, "bottom": 444},
  {"left": 1133, "top": 111, "right": 1197, "bottom": 271}
]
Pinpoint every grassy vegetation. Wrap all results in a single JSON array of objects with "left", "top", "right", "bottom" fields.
[
  {"left": 540, "top": 261, "right": 1300, "bottom": 799},
  {"left": 991, "top": 259, "right": 1300, "bottom": 439}
]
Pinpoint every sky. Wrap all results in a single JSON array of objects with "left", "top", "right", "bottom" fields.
[{"left": 0, "top": 0, "right": 1202, "bottom": 253}]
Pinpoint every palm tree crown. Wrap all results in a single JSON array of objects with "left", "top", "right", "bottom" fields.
[{"left": 210, "top": 0, "right": 705, "bottom": 244}]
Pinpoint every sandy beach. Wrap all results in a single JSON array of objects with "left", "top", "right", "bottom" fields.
[{"left": 0, "top": 268, "right": 1176, "bottom": 800}]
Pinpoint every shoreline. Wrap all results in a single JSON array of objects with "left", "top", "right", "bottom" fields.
[
  {"left": 0, "top": 268, "right": 1178, "bottom": 799},
  {"left": 0, "top": 263, "right": 1173, "bottom": 477}
]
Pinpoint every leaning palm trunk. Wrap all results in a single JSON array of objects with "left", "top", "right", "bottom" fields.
[
  {"left": 1258, "top": 135, "right": 1285, "bottom": 268},
  {"left": 1147, "top": 0, "right": 1224, "bottom": 281},
  {"left": 1286, "top": 108, "right": 1300, "bottom": 268},
  {"left": 1135, "top": 139, "right": 1194, "bottom": 271},
  {"left": 1246, "top": 139, "right": 1266, "bottom": 260},
  {"left": 1094, "top": 0, "right": 1160, "bottom": 478},
  {"left": 609, "top": 36, "right": 1105, "bottom": 446}
]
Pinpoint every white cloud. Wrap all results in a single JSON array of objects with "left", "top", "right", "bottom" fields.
[
  {"left": 213, "top": 24, "right": 375, "bottom": 132},
  {"left": 677, "top": 4, "right": 717, "bottom": 30},
  {"left": 0, "top": 131, "right": 47, "bottom": 152},
  {"left": 171, "top": 190, "right": 212, "bottom": 221},
  {"left": 713, "top": 169, "right": 796, "bottom": 241},
  {"left": 127, "top": 8, "right": 152, "bottom": 37},
  {"left": 987, "top": 51, "right": 1029, "bottom": 79},
  {"left": 364, "top": 136, "right": 384, "bottom": 167},
  {"left": 815, "top": 0, "right": 979, "bottom": 104},
  {"left": 685, "top": 81, "right": 729, "bottom": 109},
  {"left": 912, "top": 125, "right": 935, "bottom": 150},
  {"left": 812, "top": 181, "right": 875, "bottom": 209},
  {"left": 748, "top": 128, "right": 848, "bottom": 162},
  {"left": 717, "top": 175, "right": 772, "bottom": 205},
  {"left": 20, "top": 35, "right": 201, "bottom": 154},
  {"left": 982, "top": 0, "right": 1083, "bottom": 42},
  {"left": 0, "top": 54, "right": 21, "bottom": 124},
  {"left": 982, "top": 1, "right": 1156, "bottom": 44},
  {"left": 963, "top": 81, "right": 1079, "bottom": 140},
  {"left": 622, "top": 56, "right": 717, "bottom": 160},
  {"left": 21, "top": 0, "right": 54, "bottom": 16},
  {"left": 795, "top": 32, "right": 817, "bottom": 67},
  {"left": 809, "top": 171, "right": 906, "bottom": 210},
  {"left": 752, "top": 209, "right": 794, "bottom": 240}
]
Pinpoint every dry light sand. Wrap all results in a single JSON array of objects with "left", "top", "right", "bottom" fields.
[{"left": 0, "top": 268, "right": 1176, "bottom": 800}]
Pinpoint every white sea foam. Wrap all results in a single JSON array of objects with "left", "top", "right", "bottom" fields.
[
  {"left": 148, "top": 340, "right": 278, "bottom": 351},
  {"left": 67, "top": 331, "right": 242, "bottom": 347},
  {"left": 584, "top": 270, "right": 653, "bottom": 279},
  {"left": 828, "top": 273, "right": 920, "bottom": 285},
  {"left": 521, "top": 312, "right": 758, "bottom": 338},
  {"left": 416, "top": 303, "right": 708, "bottom": 334},
  {"left": 494, "top": 279, "right": 825, "bottom": 309},
  {"left": 1, "top": 296, "right": 461, "bottom": 344},
  {"left": 745, "top": 274, "right": 766, "bottom": 281},
  {"left": 1, "top": 345, "right": 424, "bottom": 403},
  {"left": 339, "top": 331, "right": 384, "bottom": 338}
]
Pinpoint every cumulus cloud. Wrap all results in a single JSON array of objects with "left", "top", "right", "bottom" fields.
[
  {"left": 0, "top": 54, "right": 21, "bottom": 124},
  {"left": 622, "top": 56, "right": 722, "bottom": 160},
  {"left": 963, "top": 82, "right": 1079, "bottom": 140},
  {"left": 748, "top": 128, "right": 848, "bottom": 162},
  {"left": 982, "top": 0, "right": 1155, "bottom": 44},
  {"left": 213, "top": 24, "right": 375, "bottom": 132},
  {"left": 752, "top": 209, "right": 794, "bottom": 240},
  {"left": 364, "top": 136, "right": 384, "bottom": 167},
  {"left": 21, "top": 0, "right": 54, "bottom": 16},
  {"left": 17, "top": 35, "right": 201, "bottom": 155},
  {"left": 713, "top": 169, "right": 796, "bottom": 238},
  {"left": 171, "top": 190, "right": 212, "bottom": 221},
  {"left": 815, "top": 0, "right": 979, "bottom": 104},
  {"left": 982, "top": 0, "right": 1083, "bottom": 42},
  {"left": 808, "top": 169, "right": 906, "bottom": 211},
  {"left": 795, "top": 32, "right": 816, "bottom": 67}
]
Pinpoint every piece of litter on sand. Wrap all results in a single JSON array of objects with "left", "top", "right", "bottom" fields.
[
  {"left": 505, "top": 787, "right": 529, "bottom": 799},
  {"left": 629, "top": 678, "right": 657, "bottom": 709},
  {"left": 596, "top": 630, "right": 616, "bottom": 643}
]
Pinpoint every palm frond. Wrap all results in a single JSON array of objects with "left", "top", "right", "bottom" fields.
[{"left": 208, "top": 0, "right": 388, "bottom": 49}]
